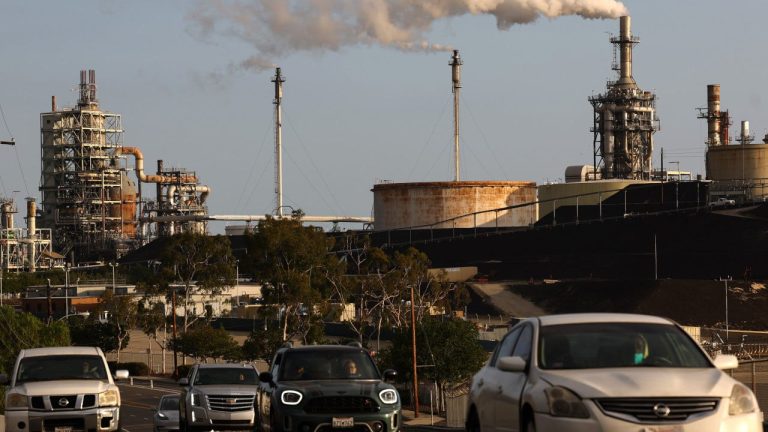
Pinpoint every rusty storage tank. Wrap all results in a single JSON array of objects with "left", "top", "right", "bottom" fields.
[
  {"left": 121, "top": 177, "right": 137, "bottom": 237},
  {"left": 707, "top": 144, "right": 768, "bottom": 182},
  {"left": 372, "top": 181, "right": 537, "bottom": 231}
]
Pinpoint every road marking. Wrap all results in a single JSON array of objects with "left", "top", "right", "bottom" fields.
[{"left": 123, "top": 400, "right": 155, "bottom": 409}]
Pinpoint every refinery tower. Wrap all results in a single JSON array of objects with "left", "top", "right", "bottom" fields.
[{"left": 589, "top": 16, "right": 659, "bottom": 180}]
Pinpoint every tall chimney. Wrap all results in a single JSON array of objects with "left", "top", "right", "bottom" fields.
[
  {"left": 51, "top": 95, "right": 57, "bottom": 112},
  {"left": 617, "top": 16, "right": 637, "bottom": 88},
  {"left": 450, "top": 50, "right": 463, "bottom": 182},
  {"left": 272, "top": 67, "right": 285, "bottom": 217},
  {"left": 707, "top": 84, "right": 721, "bottom": 146}
]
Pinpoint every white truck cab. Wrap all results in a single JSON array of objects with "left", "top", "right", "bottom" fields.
[{"left": 1, "top": 346, "right": 129, "bottom": 432}]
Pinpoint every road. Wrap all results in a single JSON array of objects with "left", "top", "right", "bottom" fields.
[{"left": 118, "top": 378, "right": 179, "bottom": 432}]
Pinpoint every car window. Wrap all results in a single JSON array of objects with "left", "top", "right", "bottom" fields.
[
  {"left": 490, "top": 327, "right": 522, "bottom": 367},
  {"left": 16, "top": 355, "right": 108, "bottom": 383},
  {"left": 193, "top": 368, "right": 258, "bottom": 385},
  {"left": 538, "top": 322, "right": 711, "bottom": 370},
  {"left": 511, "top": 325, "right": 533, "bottom": 362},
  {"left": 279, "top": 350, "right": 378, "bottom": 381},
  {"left": 271, "top": 352, "right": 283, "bottom": 377}
]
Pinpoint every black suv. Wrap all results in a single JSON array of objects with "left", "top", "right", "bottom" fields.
[{"left": 258, "top": 345, "right": 400, "bottom": 432}]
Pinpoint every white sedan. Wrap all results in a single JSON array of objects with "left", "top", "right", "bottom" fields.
[{"left": 466, "top": 313, "right": 762, "bottom": 432}]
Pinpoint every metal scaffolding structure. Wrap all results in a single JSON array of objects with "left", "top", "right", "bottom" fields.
[
  {"left": 1, "top": 198, "right": 62, "bottom": 272},
  {"left": 589, "top": 16, "right": 659, "bottom": 180},
  {"left": 39, "top": 70, "right": 137, "bottom": 260}
]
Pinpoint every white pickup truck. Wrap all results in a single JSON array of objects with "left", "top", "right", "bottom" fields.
[
  {"left": 1, "top": 346, "right": 129, "bottom": 432},
  {"left": 710, "top": 197, "right": 736, "bottom": 207}
]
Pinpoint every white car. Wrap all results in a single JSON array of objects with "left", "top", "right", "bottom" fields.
[{"left": 466, "top": 313, "right": 762, "bottom": 432}]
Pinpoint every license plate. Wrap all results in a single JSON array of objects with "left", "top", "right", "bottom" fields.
[
  {"left": 332, "top": 417, "right": 354, "bottom": 428},
  {"left": 54, "top": 427, "right": 73, "bottom": 432},
  {"left": 639, "top": 426, "right": 683, "bottom": 432}
]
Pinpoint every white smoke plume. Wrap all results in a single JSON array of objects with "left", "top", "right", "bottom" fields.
[{"left": 187, "top": 0, "right": 628, "bottom": 72}]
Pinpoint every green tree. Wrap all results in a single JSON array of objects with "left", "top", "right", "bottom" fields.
[
  {"left": 95, "top": 290, "right": 138, "bottom": 363},
  {"left": 173, "top": 325, "right": 241, "bottom": 362},
  {"left": 158, "top": 233, "right": 236, "bottom": 332},
  {"left": 243, "top": 215, "right": 339, "bottom": 342},
  {"left": 381, "top": 317, "right": 486, "bottom": 413},
  {"left": 67, "top": 316, "right": 120, "bottom": 353},
  {"left": 241, "top": 326, "right": 284, "bottom": 363},
  {"left": 0, "top": 305, "right": 70, "bottom": 374}
]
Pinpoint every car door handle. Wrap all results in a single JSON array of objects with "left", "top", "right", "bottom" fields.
[
  {"left": 478, "top": 379, "right": 484, "bottom": 387},
  {"left": 497, "top": 385, "right": 503, "bottom": 394}
]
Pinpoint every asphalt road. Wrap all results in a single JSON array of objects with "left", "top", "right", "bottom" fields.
[{"left": 118, "top": 378, "right": 180, "bottom": 432}]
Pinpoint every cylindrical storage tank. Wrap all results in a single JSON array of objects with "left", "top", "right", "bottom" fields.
[
  {"left": 707, "top": 144, "right": 768, "bottom": 181},
  {"left": 372, "top": 181, "right": 537, "bottom": 231},
  {"left": 121, "top": 179, "right": 137, "bottom": 238}
]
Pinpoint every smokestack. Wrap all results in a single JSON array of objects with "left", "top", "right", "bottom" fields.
[
  {"left": 616, "top": 16, "right": 637, "bottom": 88},
  {"left": 272, "top": 67, "right": 285, "bottom": 217},
  {"left": 51, "top": 95, "right": 57, "bottom": 112},
  {"left": 0, "top": 201, "right": 12, "bottom": 230},
  {"left": 450, "top": 50, "right": 463, "bottom": 182},
  {"left": 707, "top": 84, "right": 721, "bottom": 146},
  {"left": 740, "top": 120, "right": 752, "bottom": 144}
]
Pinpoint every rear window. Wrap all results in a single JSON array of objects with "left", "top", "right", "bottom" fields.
[
  {"left": 193, "top": 368, "right": 258, "bottom": 385},
  {"left": 16, "top": 355, "right": 108, "bottom": 383},
  {"left": 279, "top": 350, "right": 378, "bottom": 381}
]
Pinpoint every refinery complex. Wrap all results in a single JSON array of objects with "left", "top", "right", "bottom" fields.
[{"left": 2, "top": 15, "right": 768, "bottom": 278}]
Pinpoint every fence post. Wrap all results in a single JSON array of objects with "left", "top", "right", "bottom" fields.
[{"left": 752, "top": 362, "right": 757, "bottom": 396}]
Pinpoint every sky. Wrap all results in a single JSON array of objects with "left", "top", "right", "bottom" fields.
[{"left": 1, "top": 0, "right": 767, "bottom": 234}]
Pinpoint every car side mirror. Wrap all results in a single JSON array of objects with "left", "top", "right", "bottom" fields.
[
  {"left": 114, "top": 370, "right": 129, "bottom": 380},
  {"left": 178, "top": 377, "right": 189, "bottom": 386},
  {"left": 713, "top": 354, "right": 738, "bottom": 370},
  {"left": 382, "top": 369, "right": 397, "bottom": 382},
  {"left": 259, "top": 371, "right": 274, "bottom": 384},
  {"left": 0, "top": 373, "right": 8, "bottom": 385},
  {"left": 497, "top": 356, "right": 527, "bottom": 372}
]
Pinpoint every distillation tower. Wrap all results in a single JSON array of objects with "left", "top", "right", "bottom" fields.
[
  {"left": 40, "top": 70, "right": 136, "bottom": 259},
  {"left": 588, "top": 16, "right": 659, "bottom": 180},
  {"left": 40, "top": 70, "right": 211, "bottom": 260}
]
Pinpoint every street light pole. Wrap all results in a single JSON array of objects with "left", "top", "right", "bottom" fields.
[
  {"left": 109, "top": 262, "right": 118, "bottom": 291},
  {"left": 64, "top": 263, "right": 70, "bottom": 317},
  {"left": 720, "top": 276, "right": 732, "bottom": 342}
]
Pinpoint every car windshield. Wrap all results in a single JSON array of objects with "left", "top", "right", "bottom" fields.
[
  {"left": 159, "top": 396, "right": 180, "bottom": 411},
  {"left": 16, "top": 355, "right": 108, "bottom": 383},
  {"left": 193, "top": 368, "right": 258, "bottom": 385},
  {"left": 538, "top": 323, "right": 711, "bottom": 370},
  {"left": 279, "top": 350, "right": 379, "bottom": 381}
]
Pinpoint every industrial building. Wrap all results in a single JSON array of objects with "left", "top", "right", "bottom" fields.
[
  {"left": 1, "top": 198, "right": 62, "bottom": 272},
  {"left": 38, "top": 70, "right": 210, "bottom": 261}
]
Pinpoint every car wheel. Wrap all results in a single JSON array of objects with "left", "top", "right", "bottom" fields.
[{"left": 466, "top": 408, "right": 480, "bottom": 432}]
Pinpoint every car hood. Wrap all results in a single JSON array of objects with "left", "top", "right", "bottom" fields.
[
  {"left": 193, "top": 384, "right": 258, "bottom": 394},
  {"left": 15, "top": 380, "right": 113, "bottom": 396},
  {"left": 539, "top": 367, "right": 736, "bottom": 399},
  {"left": 279, "top": 380, "right": 394, "bottom": 397}
]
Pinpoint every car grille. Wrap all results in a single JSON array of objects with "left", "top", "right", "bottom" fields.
[
  {"left": 595, "top": 397, "right": 720, "bottom": 422},
  {"left": 206, "top": 394, "right": 256, "bottom": 411},
  {"left": 304, "top": 396, "right": 380, "bottom": 414}
]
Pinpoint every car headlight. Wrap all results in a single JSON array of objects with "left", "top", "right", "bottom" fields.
[
  {"left": 281, "top": 390, "right": 303, "bottom": 405},
  {"left": 5, "top": 393, "right": 28, "bottom": 409},
  {"left": 99, "top": 389, "right": 120, "bottom": 407},
  {"left": 190, "top": 391, "right": 203, "bottom": 406},
  {"left": 729, "top": 383, "right": 757, "bottom": 416},
  {"left": 379, "top": 389, "right": 398, "bottom": 404},
  {"left": 157, "top": 412, "right": 168, "bottom": 420},
  {"left": 544, "top": 386, "right": 589, "bottom": 418}
]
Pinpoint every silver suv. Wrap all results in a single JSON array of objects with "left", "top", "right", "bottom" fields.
[
  {"left": 178, "top": 363, "right": 260, "bottom": 432},
  {"left": 1, "top": 346, "right": 129, "bottom": 432}
]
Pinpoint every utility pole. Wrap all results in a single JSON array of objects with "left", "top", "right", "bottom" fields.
[
  {"left": 64, "top": 263, "right": 70, "bottom": 317},
  {"left": 720, "top": 276, "right": 732, "bottom": 342},
  {"left": 410, "top": 284, "right": 419, "bottom": 418},
  {"left": 172, "top": 288, "right": 178, "bottom": 375}
]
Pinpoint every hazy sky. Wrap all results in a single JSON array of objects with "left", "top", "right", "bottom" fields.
[{"left": 1, "top": 0, "right": 767, "bottom": 233}]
